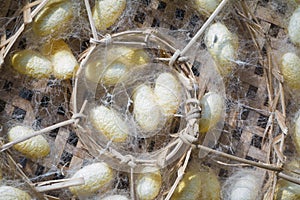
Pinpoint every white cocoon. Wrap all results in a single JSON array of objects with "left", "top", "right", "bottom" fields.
[{"left": 288, "top": 7, "right": 300, "bottom": 46}]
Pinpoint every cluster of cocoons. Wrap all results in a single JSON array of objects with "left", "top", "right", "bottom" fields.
[
  {"left": 32, "top": 0, "right": 74, "bottom": 37},
  {"left": 133, "top": 72, "right": 182, "bottom": 133},
  {"left": 11, "top": 39, "right": 78, "bottom": 79},
  {"left": 7, "top": 125, "right": 50, "bottom": 160},
  {"left": 136, "top": 167, "right": 162, "bottom": 200},
  {"left": 89, "top": 71, "right": 182, "bottom": 140},
  {"left": 204, "top": 22, "right": 238, "bottom": 76},
  {"left": 171, "top": 167, "right": 220, "bottom": 200},
  {"left": 0, "top": 186, "right": 31, "bottom": 200},
  {"left": 85, "top": 46, "right": 149, "bottom": 85},
  {"left": 198, "top": 92, "right": 224, "bottom": 133},
  {"left": 92, "top": 0, "right": 127, "bottom": 31},
  {"left": 288, "top": 6, "right": 300, "bottom": 46},
  {"left": 69, "top": 162, "right": 113, "bottom": 197}
]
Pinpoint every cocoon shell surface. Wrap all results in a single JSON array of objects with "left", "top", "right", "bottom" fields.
[
  {"left": 275, "top": 179, "right": 300, "bottom": 200},
  {"left": 136, "top": 167, "right": 162, "bottom": 200},
  {"left": 199, "top": 92, "right": 224, "bottom": 133},
  {"left": 90, "top": 105, "right": 129, "bottom": 142},
  {"left": 195, "top": 0, "right": 221, "bottom": 14},
  {"left": 32, "top": 0, "right": 74, "bottom": 36},
  {"left": 0, "top": 186, "right": 31, "bottom": 200},
  {"left": 85, "top": 47, "right": 149, "bottom": 85},
  {"left": 41, "top": 39, "right": 78, "bottom": 80},
  {"left": 69, "top": 162, "right": 113, "bottom": 197},
  {"left": 171, "top": 168, "right": 220, "bottom": 200},
  {"left": 133, "top": 84, "right": 165, "bottom": 133},
  {"left": 92, "top": 0, "right": 126, "bottom": 31},
  {"left": 11, "top": 50, "right": 52, "bottom": 78},
  {"left": 288, "top": 6, "right": 300, "bottom": 46},
  {"left": 204, "top": 22, "right": 238, "bottom": 76},
  {"left": 101, "top": 195, "right": 129, "bottom": 200},
  {"left": 280, "top": 52, "right": 300, "bottom": 90},
  {"left": 8, "top": 125, "right": 50, "bottom": 159},
  {"left": 154, "top": 72, "right": 182, "bottom": 116}
]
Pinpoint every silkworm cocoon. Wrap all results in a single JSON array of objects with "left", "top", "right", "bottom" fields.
[
  {"left": 32, "top": 0, "right": 74, "bottom": 36},
  {"left": 69, "top": 162, "right": 113, "bottom": 197},
  {"left": 204, "top": 22, "right": 238, "bottom": 76},
  {"left": 92, "top": 0, "right": 126, "bottom": 31},
  {"left": 222, "top": 170, "right": 261, "bottom": 200},
  {"left": 11, "top": 50, "right": 52, "bottom": 78},
  {"left": 0, "top": 186, "right": 31, "bottom": 200},
  {"left": 41, "top": 39, "right": 78, "bottom": 79},
  {"left": 102, "top": 195, "right": 129, "bottom": 200},
  {"left": 8, "top": 125, "right": 50, "bottom": 159},
  {"left": 90, "top": 105, "right": 129, "bottom": 142},
  {"left": 280, "top": 52, "right": 300, "bottom": 90},
  {"left": 154, "top": 72, "right": 182, "bottom": 116},
  {"left": 199, "top": 92, "right": 224, "bottom": 133},
  {"left": 133, "top": 84, "right": 165, "bottom": 133},
  {"left": 136, "top": 167, "right": 162, "bottom": 200},
  {"left": 85, "top": 47, "right": 149, "bottom": 85},
  {"left": 171, "top": 168, "right": 220, "bottom": 200},
  {"left": 195, "top": 0, "right": 221, "bottom": 14},
  {"left": 294, "top": 113, "right": 300, "bottom": 154},
  {"left": 288, "top": 7, "right": 300, "bottom": 46}
]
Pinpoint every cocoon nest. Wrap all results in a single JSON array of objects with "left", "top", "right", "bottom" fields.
[
  {"left": 69, "top": 162, "right": 113, "bottom": 197},
  {"left": 32, "top": 0, "right": 74, "bottom": 37},
  {"left": 136, "top": 167, "right": 162, "bottom": 200},
  {"left": 222, "top": 169, "right": 262, "bottom": 200},
  {"left": 0, "top": 186, "right": 31, "bottom": 200},
  {"left": 280, "top": 52, "right": 300, "bottom": 90},
  {"left": 89, "top": 105, "right": 129, "bottom": 142},
  {"left": 204, "top": 22, "right": 238, "bottom": 76},
  {"left": 11, "top": 50, "right": 52, "bottom": 78},
  {"left": 92, "top": 0, "right": 127, "bottom": 31},
  {"left": 8, "top": 125, "right": 50, "bottom": 159}
]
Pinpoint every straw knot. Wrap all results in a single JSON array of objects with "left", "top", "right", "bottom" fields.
[
  {"left": 169, "top": 49, "right": 181, "bottom": 67},
  {"left": 120, "top": 155, "right": 137, "bottom": 168},
  {"left": 104, "top": 34, "right": 112, "bottom": 45},
  {"left": 71, "top": 113, "right": 85, "bottom": 120},
  {"left": 179, "top": 129, "right": 198, "bottom": 145}
]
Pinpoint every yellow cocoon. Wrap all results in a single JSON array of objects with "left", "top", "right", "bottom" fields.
[
  {"left": 102, "top": 195, "right": 129, "bottom": 200},
  {"left": 204, "top": 22, "right": 238, "bottom": 76},
  {"left": 280, "top": 52, "right": 300, "bottom": 90},
  {"left": 154, "top": 72, "right": 182, "bottom": 116},
  {"left": 275, "top": 179, "right": 300, "bottom": 200},
  {"left": 171, "top": 168, "right": 220, "bottom": 200},
  {"left": 199, "top": 92, "right": 224, "bottom": 133},
  {"left": 195, "top": 0, "right": 221, "bottom": 14},
  {"left": 90, "top": 105, "right": 129, "bottom": 142},
  {"left": 294, "top": 112, "right": 300, "bottom": 154},
  {"left": 136, "top": 167, "right": 162, "bottom": 200},
  {"left": 92, "top": 0, "right": 126, "bottom": 31},
  {"left": 11, "top": 50, "right": 52, "bottom": 78},
  {"left": 0, "top": 186, "right": 31, "bottom": 200},
  {"left": 8, "top": 125, "right": 50, "bottom": 159},
  {"left": 32, "top": 0, "right": 74, "bottom": 36},
  {"left": 85, "top": 47, "right": 149, "bottom": 85},
  {"left": 41, "top": 39, "right": 78, "bottom": 80},
  {"left": 288, "top": 7, "right": 300, "bottom": 46},
  {"left": 133, "top": 84, "right": 164, "bottom": 133},
  {"left": 69, "top": 162, "right": 113, "bottom": 197}
]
